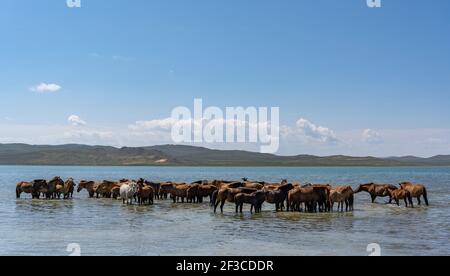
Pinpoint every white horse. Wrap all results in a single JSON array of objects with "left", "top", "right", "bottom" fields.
[{"left": 120, "top": 182, "right": 138, "bottom": 205}]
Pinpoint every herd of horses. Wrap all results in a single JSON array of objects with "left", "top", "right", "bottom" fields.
[{"left": 15, "top": 177, "right": 429, "bottom": 213}]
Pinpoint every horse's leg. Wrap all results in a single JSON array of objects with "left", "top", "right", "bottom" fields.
[
  {"left": 214, "top": 199, "right": 220, "bottom": 213},
  {"left": 417, "top": 196, "right": 421, "bottom": 206},
  {"left": 220, "top": 200, "right": 226, "bottom": 213},
  {"left": 404, "top": 198, "right": 408, "bottom": 207},
  {"left": 395, "top": 199, "right": 400, "bottom": 206},
  {"left": 371, "top": 195, "right": 376, "bottom": 203},
  {"left": 235, "top": 203, "right": 239, "bottom": 213},
  {"left": 423, "top": 189, "right": 429, "bottom": 206}
]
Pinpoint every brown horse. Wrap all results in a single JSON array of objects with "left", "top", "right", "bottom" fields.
[
  {"left": 288, "top": 186, "right": 328, "bottom": 212},
  {"left": 62, "top": 178, "right": 76, "bottom": 199},
  {"left": 169, "top": 183, "right": 190, "bottom": 203},
  {"left": 145, "top": 180, "right": 161, "bottom": 200},
  {"left": 235, "top": 191, "right": 266, "bottom": 214},
  {"left": 47, "top": 176, "right": 64, "bottom": 199},
  {"left": 264, "top": 183, "right": 294, "bottom": 211},
  {"left": 187, "top": 184, "right": 218, "bottom": 203},
  {"left": 214, "top": 187, "right": 257, "bottom": 213},
  {"left": 329, "top": 186, "right": 354, "bottom": 212},
  {"left": 354, "top": 183, "right": 397, "bottom": 203},
  {"left": 242, "top": 182, "right": 265, "bottom": 190},
  {"left": 137, "top": 182, "right": 154, "bottom": 205},
  {"left": 77, "top": 180, "right": 99, "bottom": 198},
  {"left": 160, "top": 182, "right": 174, "bottom": 199},
  {"left": 399, "top": 182, "right": 429, "bottom": 206},
  {"left": 95, "top": 180, "right": 119, "bottom": 198},
  {"left": 16, "top": 181, "right": 34, "bottom": 199},
  {"left": 32, "top": 179, "right": 48, "bottom": 199},
  {"left": 387, "top": 187, "right": 413, "bottom": 208}
]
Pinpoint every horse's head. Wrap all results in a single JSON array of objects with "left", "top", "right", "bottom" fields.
[
  {"left": 77, "top": 181, "right": 87, "bottom": 192},
  {"left": 355, "top": 183, "right": 373, "bottom": 193}
]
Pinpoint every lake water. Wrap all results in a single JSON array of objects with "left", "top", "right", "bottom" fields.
[{"left": 0, "top": 166, "right": 449, "bottom": 256}]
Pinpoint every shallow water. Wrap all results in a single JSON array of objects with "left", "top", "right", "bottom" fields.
[{"left": 0, "top": 166, "right": 449, "bottom": 256}]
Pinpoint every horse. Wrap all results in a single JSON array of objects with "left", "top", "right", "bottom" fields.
[
  {"left": 62, "top": 178, "right": 76, "bottom": 199},
  {"left": 387, "top": 187, "right": 414, "bottom": 208},
  {"left": 187, "top": 184, "right": 218, "bottom": 203},
  {"left": 399, "top": 182, "right": 429, "bottom": 206},
  {"left": 120, "top": 182, "right": 139, "bottom": 205},
  {"left": 264, "top": 183, "right": 294, "bottom": 211},
  {"left": 16, "top": 181, "right": 33, "bottom": 199},
  {"left": 288, "top": 186, "right": 318, "bottom": 212},
  {"left": 137, "top": 182, "right": 154, "bottom": 205},
  {"left": 159, "top": 182, "right": 174, "bottom": 199},
  {"left": 214, "top": 187, "right": 257, "bottom": 213},
  {"left": 168, "top": 183, "right": 190, "bottom": 203},
  {"left": 32, "top": 179, "right": 48, "bottom": 199},
  {"left": 329, "top": 186, "right": 354, "bottom": 212},
  {"left": 46, "top": 176, "right": 64, "bottom": 200},
  {"left": 77, "top": 180, "right": 99, "bottom": 198},
  {"left": 235, "top": 191, "right": 266, "bottom": 214},
  {"left": 354, "top": 183, "right": 397, "bottom": 203}
]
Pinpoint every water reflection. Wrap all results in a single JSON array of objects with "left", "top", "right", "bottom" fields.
[{"left": 1, "top": 166, "right": 450, "bottom": 255}]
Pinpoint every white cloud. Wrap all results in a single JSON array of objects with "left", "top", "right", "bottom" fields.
[
  {"left": 129, "top": 117, "right": 179, "bottom": 131},
  {"left": 68, "top": 115, "right": 87, "bottom": 126},
  {"left": 112, "top": 55, "right": 133, "bottom": 62},
  {"left": 30, "top": 83, "right": 61, "bottom": 93},
  {"left": 294, "top": 118, "right": 338, "bottom": 143},
  {"left": 362, "top": 129, "right": 383, "bottom": 144}
]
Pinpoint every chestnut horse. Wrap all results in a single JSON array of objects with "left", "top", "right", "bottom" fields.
[
  {"left": 214, "top": 187, "right": 257, "bottom": 213},
  {"left": 16, "top": 181, "right": 34, "bottom": 199},
  {"left": 77, "top": 180, "right": 99, "bottom": 198},
  {"left": 63, "top": 178, "right": 76, "bottom": 199},
  {"left": 387, "top": 187, "right": 413, "bottom": 208},
  {"left": 329, "top": 186, "right": 354, "bottom": 212},
  {"left": 354, "top": 183, "right": 397, "bottom": 203},
  {"left": 399, "top": 182, "right": 429, "bottom": 206}
]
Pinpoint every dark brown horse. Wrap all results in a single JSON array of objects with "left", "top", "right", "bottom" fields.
[
  {"left": 137, "top": 182, "right": 154, "bottom": 205},
  {"left": 235, "top": 191, "right": 266, "bottom": 214},
  {"left": 264, "top": 183, "right": 294, "bottom": 211}
]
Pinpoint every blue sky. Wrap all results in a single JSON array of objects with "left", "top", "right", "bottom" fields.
[{"left": 0, "top": 0, "right": 449, "bottom": 156}]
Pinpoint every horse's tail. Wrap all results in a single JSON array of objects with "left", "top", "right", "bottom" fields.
[
  {"left": 211, "top": 190, "right": 218, "bottom": 207},
  {"left": 16, "top": 186, "right": 21, "bottom": 199},
  {"left": 423, "top": 187, "right": 429, "bottom": 206}
]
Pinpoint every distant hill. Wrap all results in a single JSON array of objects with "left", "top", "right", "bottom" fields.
[{"left": 0, "top": 143, "right": 449, "bottom": 166}]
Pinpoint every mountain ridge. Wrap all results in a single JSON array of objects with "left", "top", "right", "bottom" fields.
[{"left": 0, "top": 143, "right": 449, "bottom": 166}]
